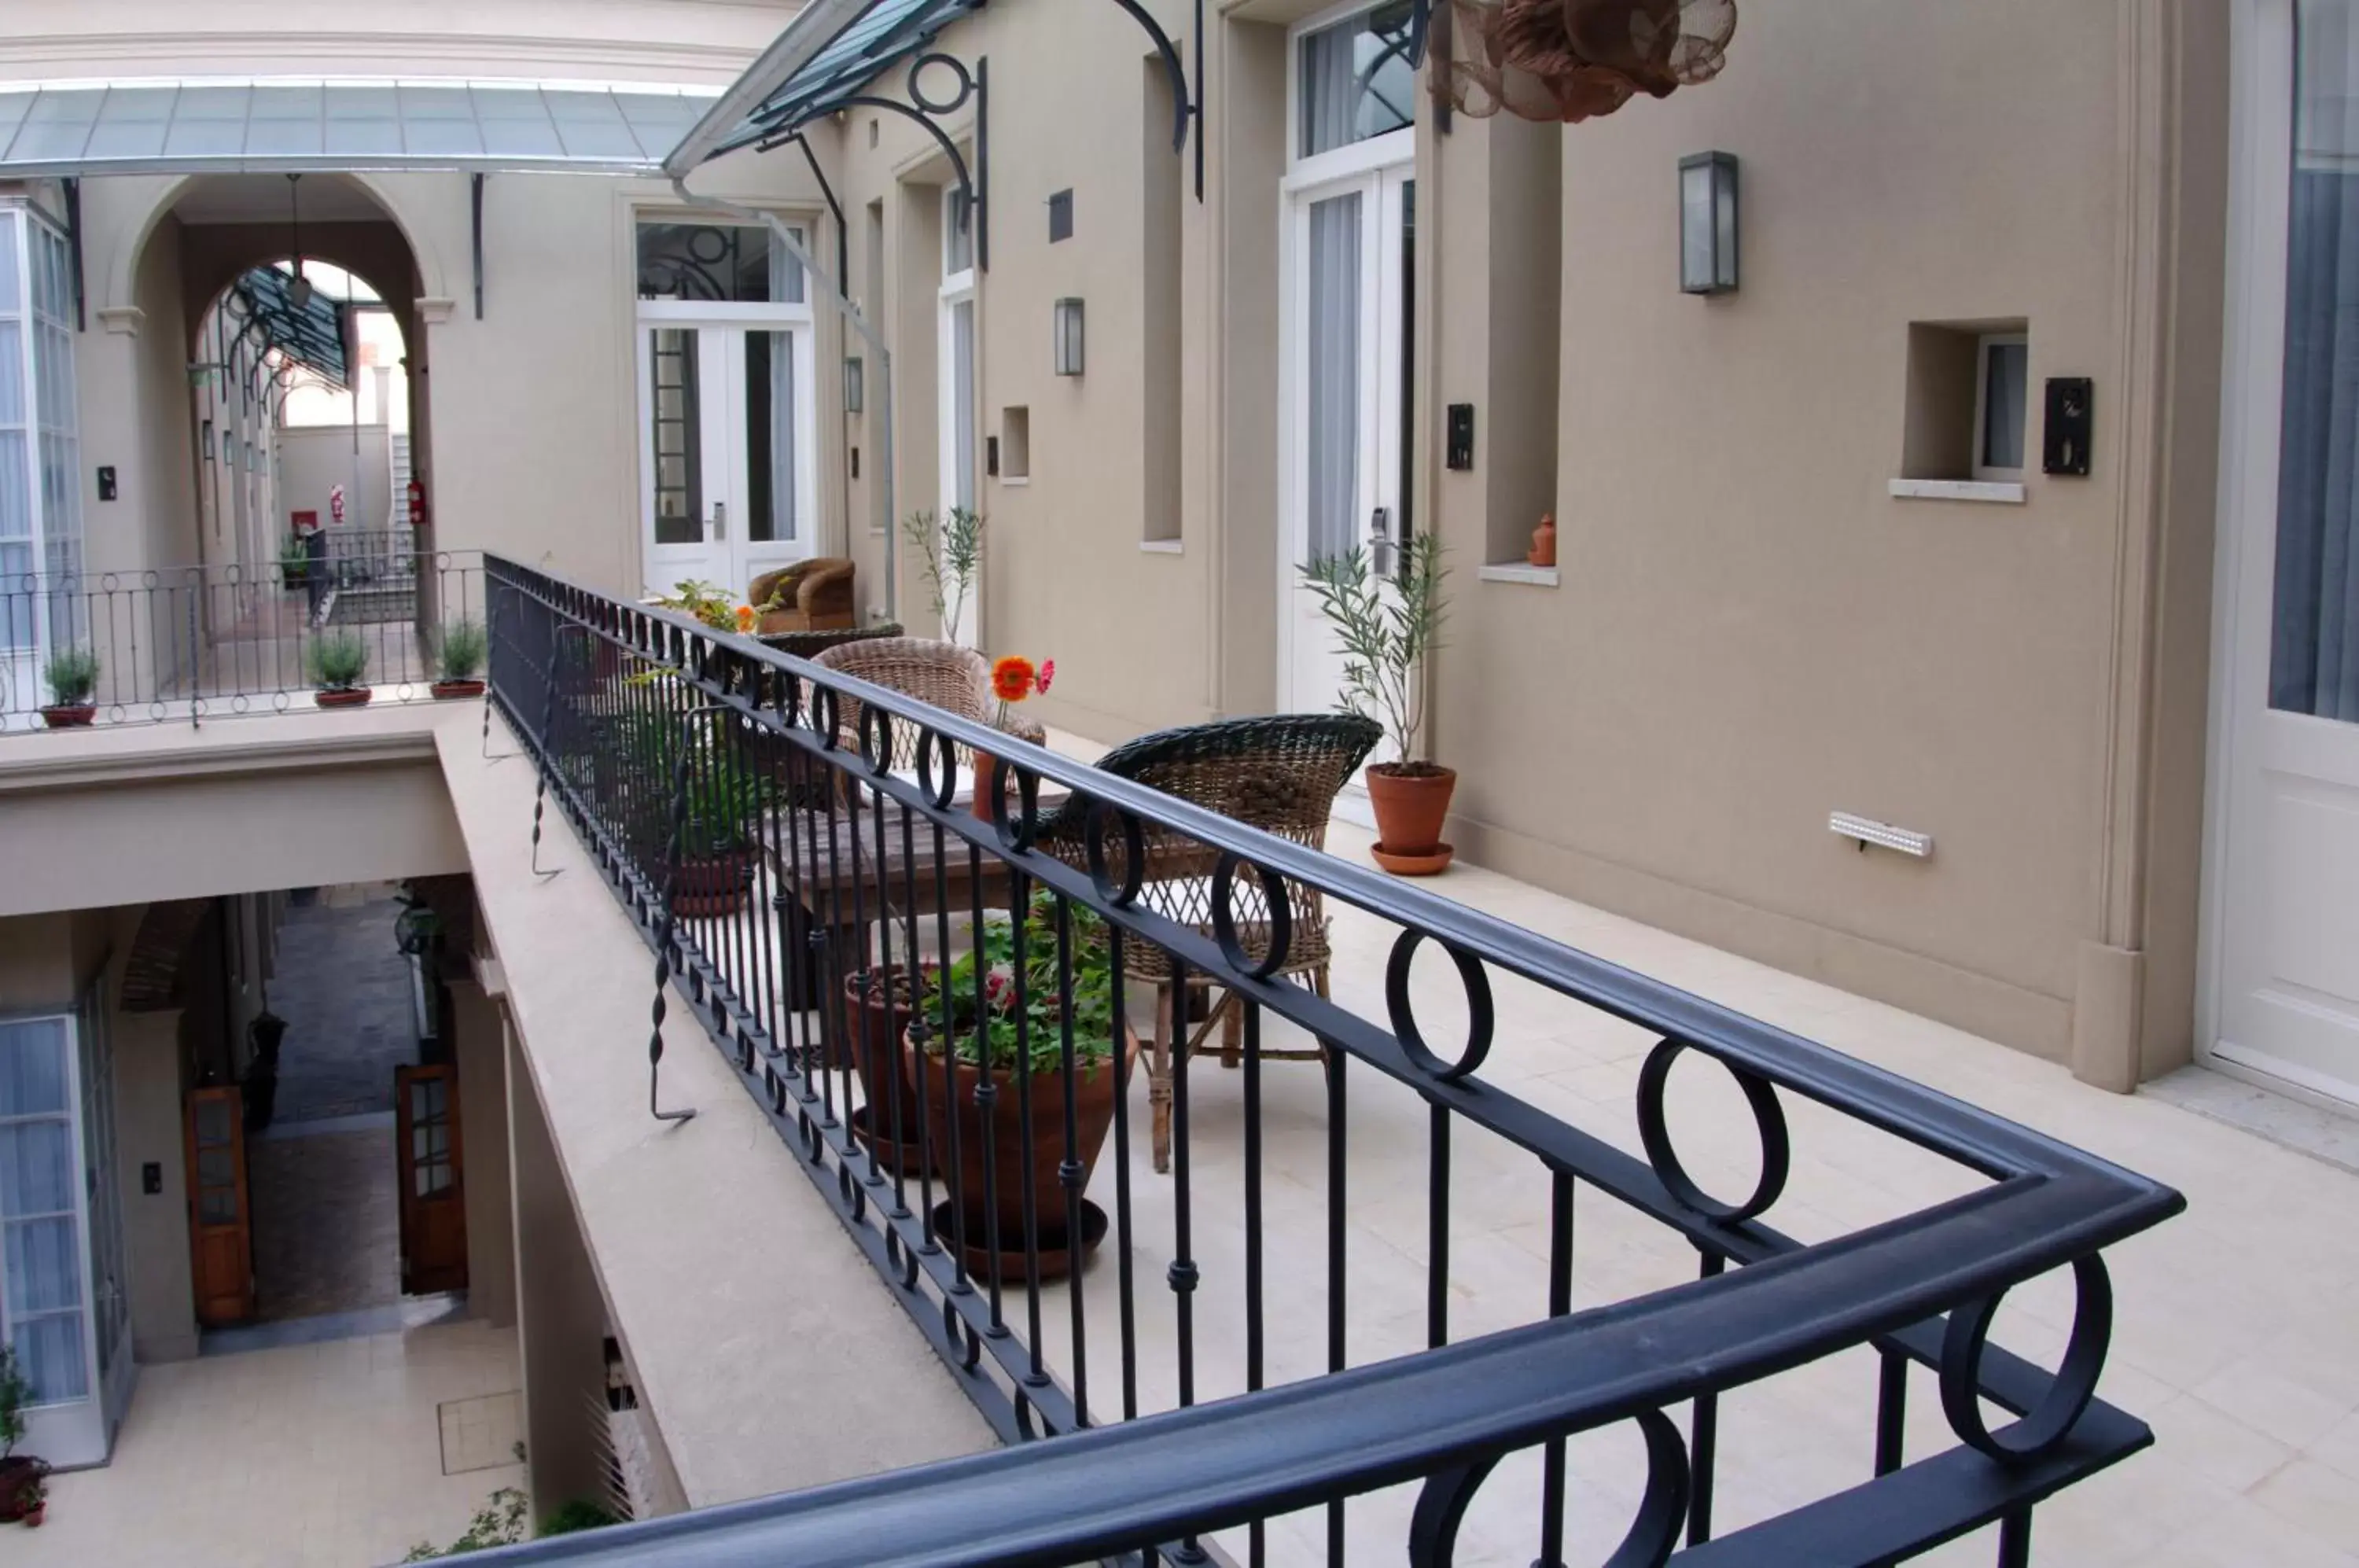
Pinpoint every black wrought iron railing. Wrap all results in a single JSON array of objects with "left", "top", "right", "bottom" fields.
[
  {"left": 479, "top": 554, "right": 2181, "bottom": 1567},
  {"left": 0, "top": 551, "right": 484, "bottom": 732}
]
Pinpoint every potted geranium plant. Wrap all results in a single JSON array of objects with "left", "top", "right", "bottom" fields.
[
  {"left": 431, "top": 617, "right": 488, "bottom": 699},
  {"left": 973, "top": 654, "right": 1052, "bottom": 817},
  {"left": 905, "top": 889, "right": 1134, "bottom": 1280},
  {"left": 307, "top": 629, "right": 373, "bottom": 708},
  {"left": 39, "top": 646, "right": 98, "bottom": 727},
  {"left": 1301, "top": 535, "right": 1453, "bottom": 874},
  {"left": 0, "top": 1348, "right": 47, "bottom": 1526}
]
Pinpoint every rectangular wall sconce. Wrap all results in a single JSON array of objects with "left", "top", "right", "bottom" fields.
[
  {"left": 843, "top": 355, "right": 864, "bottom": 414},
  {"left": 1053, "top": 296, "right": 1084, "bottom": 377},
  {"left": 1829, "top": 811, "right": 1934, "bottom": 859},
  {"left": 1679, "top": 151, "right": 1740, "bottom": 295},
  {"left": 1446, "top": 404, "right": 1475, "bottom": 470},
  {"left": 1048, "top": 189, "right": 1073, "bottom": 244}
]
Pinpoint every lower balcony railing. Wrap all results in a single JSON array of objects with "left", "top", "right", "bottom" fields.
[
  {"left": 0, "top": 550, "right": 484, "bottom": 732},
  {"left": 477, "top": 555, "right": 2183, "bottom": 1566}
]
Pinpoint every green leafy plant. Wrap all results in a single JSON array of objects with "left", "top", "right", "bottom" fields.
[
  {"left": 436, "top": 617, "right": 488, "bottom": 682},
  {"left": 1299, "top": 536, "right": 1449, "bottom": 776},
  {"left": 41, "top": 646, "right": 98, "bottom": 707},
  {"left": 650, "top": 580, "right": 758, "bottom": 635},
  {"left": 278, "top": 534, "right": 310, "bottom": 583},
  {"left": 902, "top": 506, "right": 984, "bottom": 635},
  {"left": 603, "top": 705, "right": 771, "bottom": 859},
  {"left": 306, "top": 629, "right": 370, "bottom": 691},
  {"left": 913, "top": 889, "right": 1117, "bottom": 1075},
  {"left": 539, "top": 1499, "right": 620, "bottom": 1537},
  {"left": 0, "top": 1346, "right": 30, "bottom": 1462},
  {"left": 403, "top": 1487, "right": 528, "bottom": 1559}
]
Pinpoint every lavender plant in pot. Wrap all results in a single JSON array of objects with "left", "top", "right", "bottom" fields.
[
  {"left": 1301, "top": 534, "right": 1454, "bottom": 874},
  {"left": 307, "top": 629, "right": 373, "bottom": 708},
  {"left": 904, "top": 890, "right": 1135, "bottom": 1281},
  {"left": 430, "top": 617, "right": 488, "bottom": 700},
  {"left": 39, "top": 646, "right": 98, "bottom": 728}
]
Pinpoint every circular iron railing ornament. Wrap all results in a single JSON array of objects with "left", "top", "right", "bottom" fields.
[{"left": 1636, "top": 1037, "right": 1790, "bottom": 1224}]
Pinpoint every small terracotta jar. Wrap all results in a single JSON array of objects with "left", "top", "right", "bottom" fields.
[{"left": 1529, "top": 513, "right": 1558, "bottom": 569}]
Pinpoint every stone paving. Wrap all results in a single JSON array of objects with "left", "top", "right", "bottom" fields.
[{"left": 269, "top": 888, "right": 418, "bottom": 1122}]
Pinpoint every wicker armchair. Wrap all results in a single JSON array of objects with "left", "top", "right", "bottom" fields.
[
  {"left": 751, "top": 558, "right": 856, "bottom": 634},
  {"left": 811, "top": 636, "right": 1048, "bottom": 773},
  {"left": 1037, "top": 713, "right": 1380, "bottom": 1172}
]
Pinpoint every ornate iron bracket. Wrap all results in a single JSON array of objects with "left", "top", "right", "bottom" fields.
[{"left": 770, "top": 52, "right": 991, "bottom": 271}]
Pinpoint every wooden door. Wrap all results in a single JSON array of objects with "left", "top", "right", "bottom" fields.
[
  {"left": 395, "top": 1063, "right": 469, "bottom": 1296},
  {"left": 184, "top": 1087, "right": 253, "bottom": 1327}
]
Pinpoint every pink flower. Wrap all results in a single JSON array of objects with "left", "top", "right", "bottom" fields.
[
  {"left": 1036, "top": 658, "right": 1056, "bottom": 695},
  {"left": 983, "top": 967, "right": 1015, "bottom": 1011}
]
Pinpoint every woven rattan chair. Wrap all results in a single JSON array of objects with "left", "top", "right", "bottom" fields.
[
  {"left": 811, "top": 636, "right": 1048, "bottom": 772},
  {"left": 1038, "top": 713, "right": 1380, "bottom": 1172},
  {"left": 751, "top": 558, "right": 856, "bottom": 633}
]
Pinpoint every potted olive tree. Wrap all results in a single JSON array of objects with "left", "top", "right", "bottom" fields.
[
  {"left": 0, "top": 1348, "right": 47, "bottom": 1527},
  {"left": 432, "top": 617, "right": 488, "bottom": 699},
  {"left": 39, "top": 646, "right": 98, "bottom": 728},
  {"left": 308, "top": 629, "right": 373, "bottom": 708},
  {"left": 1301, "top": 534, "right": 1454, "bottom": 874},
  {"left": 904, "top": 890, "right": 1135, "bottom": 1281}
]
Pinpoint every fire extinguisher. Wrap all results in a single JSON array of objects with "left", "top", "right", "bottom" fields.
[{"left": 407, "top": 477, "right": 426, "bottom": 531}]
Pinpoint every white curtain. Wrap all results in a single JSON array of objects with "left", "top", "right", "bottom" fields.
[
  {"left": 1301, "top": 22, "right": 1360, "bottom": 157},
  {"left": 1305, "top": 192, "right": 1363, "bottom": 566},
  {"left": 2276, "top": 0, "right": 2359, "bottom": 720},
  {"left": 0, "top": 1018, "right": 88, "bottom": 1405}
]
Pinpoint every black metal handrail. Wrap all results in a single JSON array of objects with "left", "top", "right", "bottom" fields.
[
  {"left": 1, "top": 551, "right": 484, "bottom": 733},
  {"left": 480, "top": 554, "right": 2182, "bottom": 1566}
]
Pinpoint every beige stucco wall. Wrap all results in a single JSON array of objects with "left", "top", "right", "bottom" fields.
[{"left": 278, "top": 423, "right": 394, "bottom": 538}]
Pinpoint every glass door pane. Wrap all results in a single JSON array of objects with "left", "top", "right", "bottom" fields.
[
  {"left": 743, "top": 329, "right": 797, "bottom": 546},
  {"left": 0, "top": 1018, "right": 87, "bottom": 1405},
  {"left": 1304, "top": 189, "right": 1364, "bottom": 567},
  {"left": 2274, "top": 0, "right": 2359, "bottom": 720},
  {"left": 649, "top": 327, "right": 704, "bottom": 546}
]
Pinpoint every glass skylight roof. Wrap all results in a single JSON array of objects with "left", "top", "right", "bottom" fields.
[
  {"left": 228, "top": 263, "right": 349, "bottom": 387},
  {"left": 718, "top": 0, "right": 975, "bottom": 155},
  {"left": 0, "top": 81, "right": 720, "bottom": 176}
]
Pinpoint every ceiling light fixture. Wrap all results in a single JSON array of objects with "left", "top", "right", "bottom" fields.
[{"left": 285, "top": 174, "right": 315, "bottom": 311}]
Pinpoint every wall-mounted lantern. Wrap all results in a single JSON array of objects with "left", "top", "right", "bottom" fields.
[
  {"left": 1053, "top": 297, "right": 1084, "bottom": 377},
  {"left": 1678, "top": 151, "right": 1739, "bottom": 296},
  {"left": 844, "top": 355, "right": 864, "bottom": 414}
]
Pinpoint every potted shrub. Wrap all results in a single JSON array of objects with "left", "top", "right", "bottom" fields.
[
  {"left": 278, "top": 532, "right": 310, "bottom": 590},
  {"left": 431, "top": 617, "right": 488, "bottom": 699},
  {"left": 904, "top": 890, "right": 1135, "bottom": 1281},
  {"left": 611, "top": 707, "right": 769, "bottom": 918},
  {"left": 39, "top": 646, "right": 98, "bottom": 728},
  {"left": 0, "top": 1348, "right": 47, "bottom": 1527},
  {"left": 307, "top": 629, "right": 373, "bottom": 708},
  {"left": 1301, "top": 535, "right": 1454, "bottom": 874}
]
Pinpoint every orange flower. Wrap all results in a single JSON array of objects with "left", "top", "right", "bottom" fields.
[
  {"left": 734, "top": 604, "right": 756, "bottom": 634},
  {"left": 990, "top": 655, "right": 1036, "bottom": 704}
]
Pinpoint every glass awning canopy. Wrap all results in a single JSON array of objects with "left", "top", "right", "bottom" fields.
[
  {"left": 708, "top": 0, "right": 975, "bottom": 157},
  {"left": 0, "top": 80, "right": 719, "bottom": 177},
  {"left": 228, "top": 265, "right": 348, "bottom": 388}
]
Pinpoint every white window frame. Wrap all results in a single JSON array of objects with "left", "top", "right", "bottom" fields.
[
  {"left": 1285, "top": 0, "right": 1419, "bottom": 189},
  {"left": 0, "top": 1011, "right": 102, "bottom": 1438},
  {"left": 1970, "top": 331, "right": 2030, "bottom": 482},
  {"left": 936, "top": 183, "right": 980, "bottom": 646}
]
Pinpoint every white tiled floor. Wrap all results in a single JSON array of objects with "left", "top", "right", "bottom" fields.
[
  {"left": 21, "top": 1319, "right": 524, "bottom": 1567},
  {"left": 959, "top": 811, "right": 2359, "bottom": 1567}
]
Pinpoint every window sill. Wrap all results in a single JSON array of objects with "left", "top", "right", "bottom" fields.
[
  {"left": 1478, "top": 562, "right": 1559, "bottom": 587},
  {"left": 1886, "top": 478, "right": 2026, "bottom": 505},
  {"left": 1139, "top": 539, "right": 1183, "bottom": 555},
  {"left": 996, "top": 476, "right": 1029, "bottom": 487}
]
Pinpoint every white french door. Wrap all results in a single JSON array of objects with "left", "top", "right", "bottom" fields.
[
  {"left": 1279, "top": 156, "right": 1415, "bottom": 736},
  {"left": 937, "top": 186, "right": 981, "bottom": 649},
  {"left": 637, "top": 307, "right": 816, "bottom": 601},
  {"left": 2206, "top": 0, "right": 2359, "bottom": 1105}
]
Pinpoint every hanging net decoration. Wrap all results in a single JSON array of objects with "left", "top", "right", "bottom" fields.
[{"left": 1439, "top": 0, "right": 1739, "bottom": 123}]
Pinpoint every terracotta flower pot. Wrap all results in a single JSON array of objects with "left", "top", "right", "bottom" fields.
[
  {"left": 902, "top": 1021, "right": 1137, "bottom": 1280},
  {"left": 672, "top": 848, "right": 753, "bottom": 917},
  {"left": 430, "top": 679, "right": 485, "bottom": 700},
  {"left": 39, "top": 705, "right": 94, "bottom": 728},
  {"left": 0, "top": 1457, "right": 47, "bottom": 1525},
  {"left": 1366, "top": 763, "right": 1457, "bottom": 874},
  {"left": 314, "top": 686, "right": 373, "bottom": 709},
  {"left": 845, "top": 967, "right": 931, "bottom": 1177},
  {"left": 971, "top": 751, "right": 999, "bottom": 819}
]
